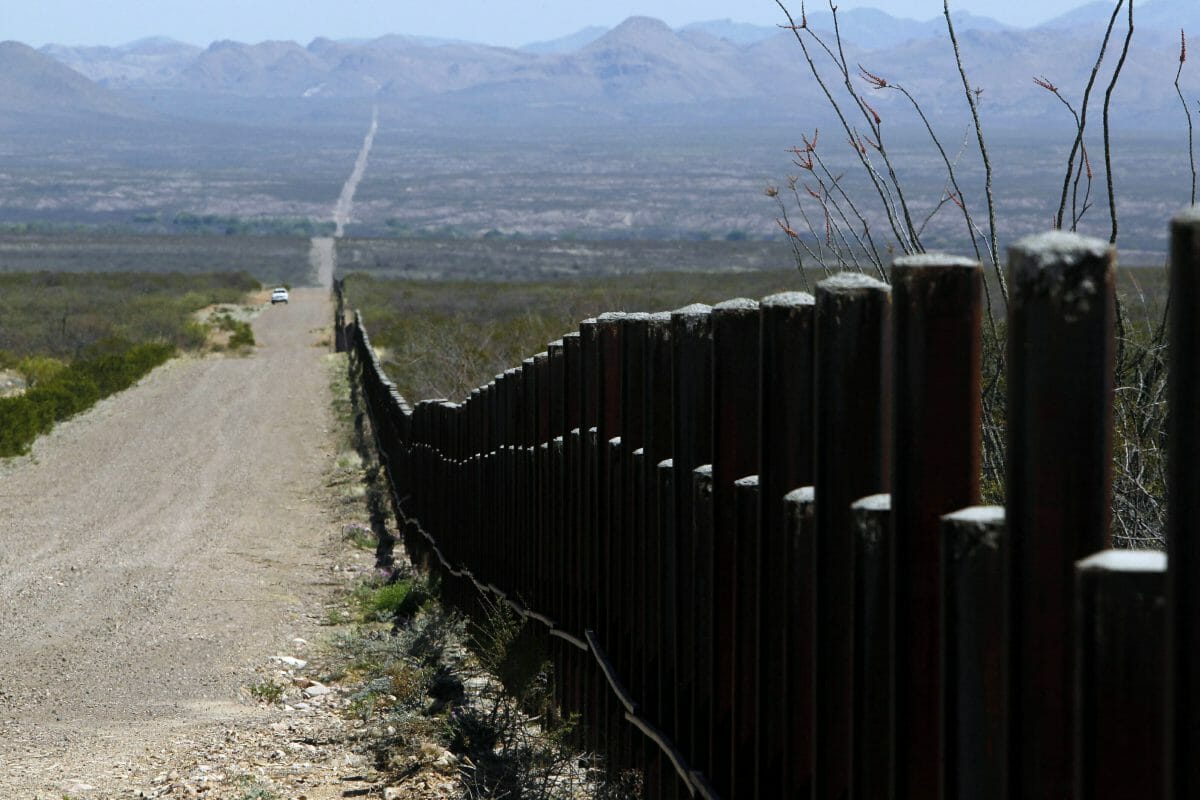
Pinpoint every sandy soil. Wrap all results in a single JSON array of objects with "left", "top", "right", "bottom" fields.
[{"left": 0, "top": 287, "right": 358, "bottom": 798}]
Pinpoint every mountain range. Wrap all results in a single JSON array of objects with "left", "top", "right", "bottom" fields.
[{"left": 7, "top": 0, "right": 1200, "bottom": 132}]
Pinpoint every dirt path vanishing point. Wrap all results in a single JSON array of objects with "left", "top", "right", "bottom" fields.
[
  {"left": 0, "top": 289, "right": 349, "bottom": 797},
  {"left": 310, "top": 236, "right": 336, "bottom": 288}
]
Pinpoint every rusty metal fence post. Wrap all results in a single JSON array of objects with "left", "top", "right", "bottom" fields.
[
  {"left": 1005, "top": 232, "right": 1115, "bottom": 800},
  {"left": 621, "top": 314, "right": 651, "bottom": 772},
  {"left": 814, "top": 272, "right": 892, "bottom": 800},
  {"left": 671, "top": 304, "right": 713, "bottom": 773},
  {"left": 755, "top": 291, "right": 815, "bottom": 799},
  {"left": 731, "top": 474, "right": 760, "bottom": 799},
  {"left": 1169, "top": 207, "right": 1200, "bottom": 800},
  {"left": 692, "top": 463, "right": 716, "bottom": 787},
  {"left": 644, "top": 315, "right": 675, "bottom": 800},
  {"left": 784, "top": 486, "right": 817, "bottom": 798},
  {"left": 941, "top": 506, "right": 1006, "bottom": 800},
  {"left": 851, "top": 493, "right": 892, "bottom": 799},
  {"left": 890, "top": 254, "right": 983, "bottom": 800},
  {"left": 707, "top": 298, "right": 761, "bottom": 797},
  {"left": 1075, "top": 550, "right": 1167, "bottom": 800}
]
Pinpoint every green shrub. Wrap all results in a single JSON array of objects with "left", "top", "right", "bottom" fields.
[
  {"left": 0, "top": 396, "right": 40, "bottom": 455},
  {"left": 0, "top": 341, "right": 175, "bottom": 457},
  {"left": 247, "top": 679, "right": 284, "bottom": 704},
  {"left": 228, "top": 323, "right": 255, "bottom": 349},
  {"left": 362, "top": 579, "right": 431, "bottom": 621},
  {"left": 0, "top": 270, "right": 259, "bottom": 361},
  {"left": 179, "top": 320, "right": 211, "bottom": 350},
  {"left": 17, "top": 355, "right": 67, "bottom": 387}
]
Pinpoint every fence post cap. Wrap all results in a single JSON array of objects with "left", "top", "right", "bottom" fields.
[
  {"left": 1009, "top": 230, "right": 1110, "bottom": 265},
  {"left": 851, "top": 493, "right": 891, "bottom": 511},
  {"left": 817, "top": 271, "right": 890, "bottom": 294},
  {"left": 671, "top": 303, "right": 713, "bottom": 317},
  {"left": 784, "top": 485, "right": 815, "bottom": 503},
  {"left": 761, "top": 290, "right": 815, "bottom": 307},
  {"left": 1173, "top": 204, "right": 1200, "bottom": 224},
  {"left": 893, "top": 253, "right": 979, "bottom": 270},
  {"left": 735, "top": 474, "right": 760, "bottom": 488},
  {"left": 941, "top": 505, "right": 1005, "bottom": 525},
  {"left": 1077, "top": 549, "right": 1167, "bottom": 573},
  {"left": 713, "top": 297, "right": 759, "bottom": 313},
  {"left": 693, "top": 463, "right": 713, "bottom": 477},
  {"left": 658, "top": 458, "right": 674, "bottom": 469}
]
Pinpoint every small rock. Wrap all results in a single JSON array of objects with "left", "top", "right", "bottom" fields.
[
  {"left": 302, "top": 683, "right": 330, "bottom": 698},
  {"left": 383, "top": 788, "right": 405, "bottom": 800},
  {"left": 271, "top": 656, "right": 307, "bottom": 669}
]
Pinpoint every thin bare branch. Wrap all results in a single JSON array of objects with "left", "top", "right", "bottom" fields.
[
  {"left": 943, "top": 0, "right": 1005, "bottom": 302},
  {"left": 1177, "top": 29, "right": 1196, "bottom": 204},
  {"left": 1054, "top": 0, "right": 1125, "bottom": 230},
  {"left": 775, "top": 0, "right": 919, "bottom": 252},
  {"left": 1103, "top": 0, "right": 1134, "bottom": 244}
]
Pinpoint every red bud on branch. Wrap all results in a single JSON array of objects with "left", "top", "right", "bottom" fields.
[{"left": 858, "top": 65, "right": 888, "bottom": 89}]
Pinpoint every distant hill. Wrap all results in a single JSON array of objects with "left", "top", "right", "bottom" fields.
[
  {"left": 521, "top": 26, "right": 607, "bottom": 54},
  {"left": 678, "top": 19, "right": 779, "bottom": 45},
  {"left": 1040, "top": 0, "right": 1200, "bottom": 32},
  {"left": 799, "top": 7, "right": 1012, "bottom": 49},
  {"left": 0, "top": 41, "right": 153, "bottom": 127},
  {"left": 43, "top": 38, "right": 200, "bottom": 88},
  {"left": 16, "top": 2, "right": 1200, "bottom": 131}
]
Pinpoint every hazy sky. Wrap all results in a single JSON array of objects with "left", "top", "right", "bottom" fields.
[{"left": 8, "top": 0, "right": 1098, "bottom": 48}]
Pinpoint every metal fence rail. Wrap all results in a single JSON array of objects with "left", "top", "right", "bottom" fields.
[{"left": 340, "top": 211, "right": 1200, "bottom": 800}]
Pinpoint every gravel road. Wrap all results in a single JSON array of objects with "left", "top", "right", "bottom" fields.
[{"left": 0, "top": 287, "right": 344, "bottom": 797}]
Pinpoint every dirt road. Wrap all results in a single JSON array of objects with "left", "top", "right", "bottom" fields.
[{"left": 0, "top": 288, "right": 346, "bottom": 797}]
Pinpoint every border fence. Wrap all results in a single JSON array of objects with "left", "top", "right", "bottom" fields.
[{"left": 335, "top": 210, "right": 1200, "bottom": 800}]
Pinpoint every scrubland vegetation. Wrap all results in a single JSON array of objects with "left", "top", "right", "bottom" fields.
[
  {"left": 343, "top": 269, "right": 809, "bottom": 403},
  {"left": 0, "top": 270, "right": 261, "bottom": 456},
  {"left": 0, "top": 234, "right": 314, "bottom": 287}
]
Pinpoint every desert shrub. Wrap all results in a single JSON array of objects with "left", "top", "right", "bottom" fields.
[
  {"left": 0, "top": 271, "right": 259, "bottom": 360},
  {"left": 0, "top": 340, "right": 175, "bottom": 457},
  {"left": 361, "top": 578, "right": 432, "bottom": 622},
  {"left": 227, "top": 321, "right": 256, "bottom": 350},
  {"left": 179, "top": 320, "right": 211, "bottom": 350},
  {"left": 246, "top": 679, "right": 284, "bottom": 704},
  {"left": 0, "top": 396, "right": 42, "bottom": 454},
  {"left": 16, "top": 355, "right": 68, "bottom": 387}
]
